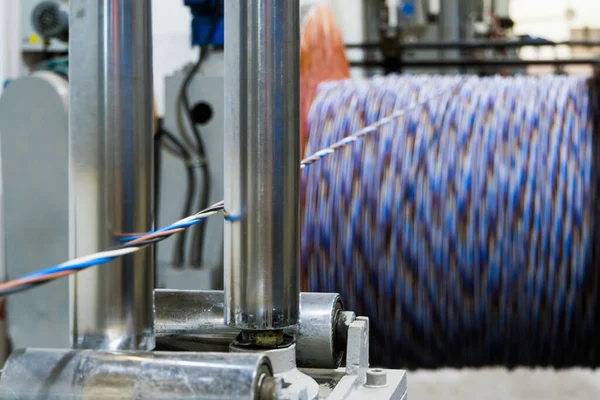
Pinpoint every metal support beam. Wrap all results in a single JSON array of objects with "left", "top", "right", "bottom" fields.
[
  {"left": 69, "top": 0, "right": 154, "bottom": 350},
  {"left": 224, "top": 0, "right": 300, "bottom": 332}
]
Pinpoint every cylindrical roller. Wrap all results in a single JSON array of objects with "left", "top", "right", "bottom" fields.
[
  {"left": 0, "top": 348, "right": 278, "bottom": 400},
  {"left": 70, "top": 0, "right": 155, "bottom": 350},
  {"left": 223, "top": 0, "right": 301, "bottom": 331},
  {"left": 154, "top": 289, "right": 345, "bottom": 368},
  {"left": 154, "top": 289, "right": 239, "bottom": 352},
  {"left": 296, "top": 292, "right": 343, "bottom": 368}
]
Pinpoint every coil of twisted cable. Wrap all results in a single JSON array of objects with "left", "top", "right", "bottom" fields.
[{"left": 301, "top": 74, "right": 600, "bottom": 369}]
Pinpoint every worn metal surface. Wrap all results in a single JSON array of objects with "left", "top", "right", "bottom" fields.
[
  {"left": 326, "top": 369, "right": 407, "bottom": 400},
  {"left": 305, "top": 313, "right": 407, "bottom": 400},
  {"left": 345, "top": 317, "right": 369, "bottom": 380},
  {"left": 69, "top": 0, "right": 155, "bottom": 350},
  {"left": 296, "top": 292, "right": 343, "bottom": 369},
  {"left": 154, "top": 289, "right": 346, "bottom": 368},
  {"left": 154, "top": 289, "right": 238, "bottom": 352},
  {"left": 231, "top": 342, "right": 320, "bottom": 400},
  {"left": 223, "top": 0, "right": 301, "bottom": 330},
  {"left": 0, "top": 72, "right": 70, "bottom": 352},
  {"left": 0, "top": 348, "right": 277, "bottom": 399}
]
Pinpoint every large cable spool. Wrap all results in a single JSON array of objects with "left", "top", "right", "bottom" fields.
[{"left": 301, "top": 74, "right": 600, "bottom": 369}]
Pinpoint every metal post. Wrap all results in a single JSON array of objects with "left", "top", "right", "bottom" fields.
[
  {"left": 439, "top": 0, "right": 461, "bottom": 73},
  {"left": 224, "top": 0, "right": 300, "bottom": 333},
  {"left": 69, "top": 0, "right": 154, "bottom": 350}
]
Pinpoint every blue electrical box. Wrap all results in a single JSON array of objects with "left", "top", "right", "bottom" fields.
[{"left": 184, "top": 0, "right": 224, "bottom": 47}]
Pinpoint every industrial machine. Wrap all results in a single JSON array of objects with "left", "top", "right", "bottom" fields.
[
  {"left": 3, "top": 0, "right": 595, "bottom": 397},
  {"left": 0, "top": 0, "right": 407, "bottom": 398}
]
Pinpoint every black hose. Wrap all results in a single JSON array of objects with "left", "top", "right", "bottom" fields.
[{"left": 176, "top": 7, "right": 222, "bottom": 267}]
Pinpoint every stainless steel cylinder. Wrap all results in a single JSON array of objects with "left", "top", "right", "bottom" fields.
[
  {"left": 224, "top": 0, "right": 301, "bottom": 330},
  {"left": 155, "top": 289, "right": 239, "bottom": 352},
  {"left": 154, "top": 290, "right": 344, "bottom": 368},
  {"left": 0, "top": 348, "right": 277, "bottom": 400},
  {"left": 69, "top": 0, "right": 154, "bottom": 350},
  {"left": 296, "top": 292, "right": 343, "bottom": 368}
]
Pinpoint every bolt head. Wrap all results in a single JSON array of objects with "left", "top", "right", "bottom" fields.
[{"left": 365, "top": 369, "right": 387, "bottom": 387}]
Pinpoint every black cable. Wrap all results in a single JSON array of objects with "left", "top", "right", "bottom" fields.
[
  {"left": 159, "top": 127, "right": 198, "bottom": 268},
  {"left": 183, "top": 54, "right": 212, "bottom": 268},
  {"left": 177, "top": 7, "right": 222, "bottom": 267}
]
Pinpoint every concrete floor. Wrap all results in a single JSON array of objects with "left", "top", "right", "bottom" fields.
[{"left": 409, "top": 369, "right": 600, "bottom": 400}]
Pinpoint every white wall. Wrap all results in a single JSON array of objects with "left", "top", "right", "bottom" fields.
[
  {"left": 151, "top": 0, "right": 196, "bottom": 116},
  {"left": 0, "top": 0, "right": 22, "bottom": 96},
  {"left": 510, "top": 0, "right": 600, "bottom": 60},
  {"left": 511, "top": 0, "right": 600, "bottom": 38},
  {"left": 511, "top": 0, "right": 570, "bottom": 40},
  {"left": 569, "top": 0, "right": 600, "bottom": 28}
]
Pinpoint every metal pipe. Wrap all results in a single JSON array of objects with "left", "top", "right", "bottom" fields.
[
  {"left": 224, "top": 0, "right": 300, "bottom": 331},
  {"left": 349, "top": 58, "right": 600, "bottom": 68},
  {"left": 154, "top": 290, "right": 346, "bottom": 368},
  {"left": 155, "top": 289, "right": 238, "bottom": 352},
  {"left": 69, "top": 0, "right": 154, "bottom": 350},
  {"left": 439, "top": 0, "right": 461, "bottom": 73},
  {"left": 0, "top": 349, "right": 278, "bottom": 399},
  {"left": 344, "top": 39, "right": 600, "bottom": 50}
]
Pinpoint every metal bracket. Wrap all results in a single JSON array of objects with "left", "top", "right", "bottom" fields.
[{"left": 323, "top": 316, "right": 407, "bottom": 400}]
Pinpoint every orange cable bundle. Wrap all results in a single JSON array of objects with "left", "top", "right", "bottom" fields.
[{"left": 300, "top": 3, "right": 351, "bottom": 157}]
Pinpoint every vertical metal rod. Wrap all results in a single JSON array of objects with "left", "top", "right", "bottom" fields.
[
  {"left": 224, "top": 0, "right": 300, "bottom": 331},
  {"left": 69, "top": 0, "right": 154, "bottom": 350},
  {"left": 439, "top": 0, "right": 462, "bottom": 73}
]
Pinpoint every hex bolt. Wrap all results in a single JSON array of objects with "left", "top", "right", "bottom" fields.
[{"left": 365, "top": 369, "right": 388, "bottom": 388}]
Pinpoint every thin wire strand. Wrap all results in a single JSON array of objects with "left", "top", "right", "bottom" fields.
[{"left": 0, "top": 203, "right": 224, "bottom": 296}]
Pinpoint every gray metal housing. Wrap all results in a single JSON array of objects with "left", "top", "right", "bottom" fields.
[{"left": 0, "top": 71, "right": 70, "bottom": 350}]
